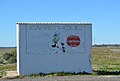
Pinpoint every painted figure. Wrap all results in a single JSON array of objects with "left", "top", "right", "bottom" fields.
[{"left": 51, "top": 33, "right": 65, "bottom": 53}]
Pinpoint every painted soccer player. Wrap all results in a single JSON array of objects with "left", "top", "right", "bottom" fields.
[{"left": 51, "top": 33, "right": 65, "bottom": 53}]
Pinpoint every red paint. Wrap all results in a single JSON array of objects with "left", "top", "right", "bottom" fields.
[{"left": 67, "top": 35, "right": 80, "bottom": 47}]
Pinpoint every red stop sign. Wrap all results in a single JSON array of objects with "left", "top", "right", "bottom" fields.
[{"left": 67, "top": 35, "right": 80, "bottom": 47}]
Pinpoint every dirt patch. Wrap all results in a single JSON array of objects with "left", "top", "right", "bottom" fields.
[{"left": 5, "top": 71, "right": 18, "bottom": 77}]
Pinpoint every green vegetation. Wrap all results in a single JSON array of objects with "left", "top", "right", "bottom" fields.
[
  {"left": 92, "top": 47, "right": 120, "bottom": 75},
  {"left": 0, "top": 48, "right": 16, "bottom": 78},
  {"left": 11, "top": 72, "right": 91, "bottom": 79},
  {"left": 0, "top": 47, "right": 16, "bottom": 54},
  {"left": 0, "top": 47, "right": 120, "bottom": 78},
  {"left": 0, "top": 71, "right": 6, "bottom": 78},
  {"left": 24, "top": 72, "right": 90, "bottom": 78},
  {"left": 92, "top": 47, "right": 120, "bottom": 71},
  {"left": 0, "top": 64, "right": 16, "bottom": 71},
  {"left": 0, "top": 50, "right": 16, "bottom": 64}
]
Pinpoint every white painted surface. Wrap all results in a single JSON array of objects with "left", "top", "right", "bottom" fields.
[{"left": 17, "top": 22, "right": 92, "bottom": 75}]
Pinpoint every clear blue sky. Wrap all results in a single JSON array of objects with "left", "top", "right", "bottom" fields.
[{"left": 0, "top": 0, "right": 120, "bottom": 47}]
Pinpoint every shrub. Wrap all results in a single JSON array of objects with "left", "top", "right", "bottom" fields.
[
  {"left": 3, "top": 53, "right": 12, "bottom": 61},
  {"left": 0, "top": 71, "right": 6, "bottom": 78},
  {"left": 2, "top": 50, "right": 17, "bottom": 64}
]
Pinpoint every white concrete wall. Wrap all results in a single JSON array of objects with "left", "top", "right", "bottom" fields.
[{"left": 17, "top": 22, "right": 92, "bottom": 75}]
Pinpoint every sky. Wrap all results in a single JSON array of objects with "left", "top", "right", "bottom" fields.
[{"left": 0, "top": 0, "right": 120, "bottom": 47}]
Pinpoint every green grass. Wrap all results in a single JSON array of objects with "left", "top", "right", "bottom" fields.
[
  {"left": 0, "top": 47, "right": 16, "bottom": 53},
  {"left": 92, "top": 47, "right": 120, "bottom": 75},
  {"left": 0, "top": 47, "right": 16, "bottom": 58},
  {"left": 0, "top": 64, "right": 16, "bottom": 71},
  {"left": 0, "top": 64, "right": 16, "bottom": 78},
  {"left": 0, "top": 71, "right": 6, "bottom": 78},
  {"left": 0, "top": 47, "right": 120, "bottom": 77}
]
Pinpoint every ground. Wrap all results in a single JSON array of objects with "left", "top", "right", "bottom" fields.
[
  {"left": 1, "top": 75, "right": 120, "bottom": 81},
  {"left": 0, "top": 47, "right": 120, "bottom": 80}
]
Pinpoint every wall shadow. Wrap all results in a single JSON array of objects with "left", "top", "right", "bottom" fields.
[{"left": 94, "top": 70, "right": 120, "bottom": 75}]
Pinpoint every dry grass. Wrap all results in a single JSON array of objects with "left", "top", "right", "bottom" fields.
[
  {"left": 0, "top": 47, "right": 120, "bottom": 76},
  {"left": 92, "top": 47, "right": 120, "bottom": 72}
]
